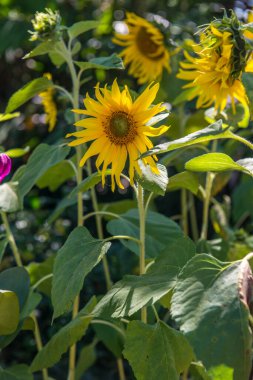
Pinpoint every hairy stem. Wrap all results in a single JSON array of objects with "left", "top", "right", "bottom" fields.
[
  {"left": 200, "top": 172, "right": 215, "bottom": 240},
  {"left": 137, "top": 184, "right": 147, "bottom": 323}
]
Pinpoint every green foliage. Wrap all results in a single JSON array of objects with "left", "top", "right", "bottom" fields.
[
  {"left": 167, "top": 171, "right": 199, "bottom": 194},
  {"left": 107, "top": 209, "right": 183, "bottom": 258},
  {"left": 123, "top": 321, "right": 194, "bottom": 380},
  {"left": 185, "top": 153, "right": 253, "bottom": 177},
  {"left": 5, "top": 78, "right": 53, "bottom": 113},
  {"left": 52, "top": 227, "right": 111, "bottom": 319},
  {"left": 75, "top": 54, "right": 124, "bottom": 71},
  {"left": 68, "top": 20, "right": 100, "bottom": 39},
  {"left": 171, "top": 254, "right": 252, "bottom": 380},
  {"left": 18, "top": 144, "right": 70, "bottom": 199},
  {"left": 0, "top": 364, "right": 33, "bottom": 380},
  {"left": 136, "top": 162, "right": 169, "bottom": 195},
  {"left": 0, "top": 290, "right": 19, "bottom": 335},
  {"left": 31, "top": 298, "right": 96, "bottom": 372}
]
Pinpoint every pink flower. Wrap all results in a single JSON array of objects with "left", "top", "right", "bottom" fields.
[{"left": 0, "top": 154, "right": 12, "bottom": 183}]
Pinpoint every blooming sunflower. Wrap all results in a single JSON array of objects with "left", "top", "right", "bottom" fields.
[
  {"left": 66, "top": 80, "right": 168, "bottom": 191},
  {"left": 177, "top": 17, "right": 253, "bottom": 112},
  {"left": 39, "top": 73, "right": 57, "bottom": 132},
  {"left": 113, "top": 12, "right": 171, "bottom": 84}
]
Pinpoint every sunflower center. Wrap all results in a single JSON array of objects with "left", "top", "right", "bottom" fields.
[
  {"left": 136, "top": 27, "right": 164, "bottom": 60},
  {"left": 104, "top": 111, "right": 136, "bottom": 145}
]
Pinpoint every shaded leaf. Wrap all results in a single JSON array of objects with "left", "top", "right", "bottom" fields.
[
  {"left": 0, "top": 364, "right": 33, "bottom": 380},
  {"left": 52, "top": 227, "right": 111, "bottom": 319},
  {"left": 107, "top": 209, "right": 183, "bottom": 258},
  {"left": 167, "top": 171, "right": 199, "bottom": 194},
  {"left": 171, "top": 254, "right": 252, "bottom": 380},
  {"left": 36, "top": 160, "right": 75, "bottom": 192},
  {"left": 75, "top": 54, "right": 124, "bottom": 71},
  {"left": 123, "top": 321, "right": 194, "bottom": 380},
  {"left": 0, "top": 290, "right": 19, "bottom": 335},
  {"left": 31, "top": 298, "right": 96, "bottom": 372},
  {"left": 18, "top": 144, "right": 70, "bottom": 199}
]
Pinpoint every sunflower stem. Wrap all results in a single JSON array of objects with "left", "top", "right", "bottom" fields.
[
  {"left": 61, "top": 39, "right": 83, "bottom": 380},
  {"left": 181, "top": 189, "right": 188, "bottom": 235},
  {"left": 0, "top": 212, "right": 49, "bottom": 380},
  {"left": 188, "top": 192, "right": 199, "bottom": 241},
  {"left": 200, "top": 172, "right": 215, "bottom": 240},
  {"left": 137, "top": 184, "right": 147, "bottom": 323}
]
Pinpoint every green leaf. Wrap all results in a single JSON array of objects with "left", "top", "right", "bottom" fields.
[
  {"left": 0, "top": 364, "right": 33, "bottom": 380},
  {"left": 36, "top": 160, "right": 75, "bottom": 191},
  {"left": 26, "top": 256, "right": 54, "bottom": 297},
  {"left": 75, "top": 54, "right": 124, "bottom": 71},
  {"left": 94, "top": 237, "right": 195, "bottom": 318},
  {"left": 167, "top": 171, "right": 199, "bottom": 194},
  {"left": 68, "top": 20, "right": 100, "bottom": 39},
  {"left": 31, "top": 298, "right": 96, "bottom": 372},
  {"left": 185, "top": 153, "right": 253, "bottom": 177},
  {"left": 52, "top": 227, "right": 111, "bottom": 319},
  {"left": 208, "top": 365, "right": 234, "bottom": 380},
  {"left": 75, "top": 341, "right": 97, "bottom": 380},
  {"left": 5, "top": 147, "right": 30, "bottom": 158},
  {"left": 0, "top": 113, "right": 20, "bottom": 123},
  {"left": 232, "top": 178, "right": 253, "bottom": 221},
  {"left": 18, "top": 144, "right": 70, "bottom": 199},
  {"left": 92, "top": 318, "right": 125, "bottom": 357},
  {"left": 242, "top": 73, "right": 253, "bottom": 114},
  {"left": 23, "top": 40, "right": 59, "bottom": 59},
  {"left": 0, "top": 183, "right": 21, "bottom": 213},
  {"left": 6, "top": 78, "right": 53, "bottom": 113},
  {"left": 141, "top": 121, "right": 231, "bottom": 158},
  {"left": 0, "top": 236, "right": 8, "bottom": 263},
  {"left": 123, "top": 321, "right": 194, "bottom": 380},
  {"left": 136, "top": 162, "right": 168, "bottom": 196},
  {"left": 107, "top": 209, "right": 183, "bottom": 258},
  {"left": 171, "top": 254, "right": 252, "bottom": 380},
  {"left": 0, "top": 290, "right": 19, "bottom": 335}
]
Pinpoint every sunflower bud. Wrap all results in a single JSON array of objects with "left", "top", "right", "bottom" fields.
[{"left": 29, "top": 8, "right": 62, "bottom": 42}]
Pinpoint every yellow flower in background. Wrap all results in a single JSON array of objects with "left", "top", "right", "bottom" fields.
[
  {"left": 244, "top": 11, "right": 253, "bottom": 39},
  {"left": 113, "top": 13, "right": 171, "bottom": 84},
  {"left": 177, "top": 20, "right": 253, "bottom": 112},
  {"left": 66, "top": 80, "right": 168, "bottom": 191},
  {"left": 39, "top": 73, "right": 57, "bottom": 132}
]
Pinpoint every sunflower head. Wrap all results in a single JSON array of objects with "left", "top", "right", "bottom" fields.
[
  {"left": 201, "top": 11, "right": 247, "bottom": 83},
  {"left": 29, "top": 8, "right": 62, "bottom": 41},
  {"left": 66, "top": 80, "right": 169, "bottom": 191},
  {"left": 177, "top": 11, "right": 253, "bottom": 112},
  {"left": 113, "top": 12, "right": 171, "bottom": 84}
]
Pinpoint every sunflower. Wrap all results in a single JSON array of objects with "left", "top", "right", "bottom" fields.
[
  {"left": 39, "top": 73, "right": 57, "bottom": 132},
  {"left": 177, "top": 22, "right": 253, "bottom": 112},
  {"left": 66, "top": 80, "right": 168, "bottom": 191},
  {"left": 113, "top": 12, "right": 171, "bottom": 84},
  {"left": 244, "top": 11, "right": 253, "bottom": 39}
]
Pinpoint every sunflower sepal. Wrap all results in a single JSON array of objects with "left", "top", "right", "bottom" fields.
[{"left": 135, "top": 161, "right": 168, "bottom": 196}]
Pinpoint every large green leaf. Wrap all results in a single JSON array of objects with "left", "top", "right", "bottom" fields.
[
  {"left": 92, "top": 318, "right": 125, "bottom": 357},
  {"left": 106, "top": 209, "right": 183, "bottom": 258},
  {"left": 68, "top": 20, "right": 100, "bottom": 39},
  {"left": 31, "top": 298, "right": 96, "bottom": 372},
  {"left": 36, "top": 160, "right": 75, "bottom": 191},
  {"left": 171, "top": 254, "right": 252, "bottom": 380},
  {"left": 141, "top": 121, "right": 232, "bottom": 158},
  {"left": 0, "top": 183, "right": 21, "bottom": 213},
  {"left": 167, "top": 171, "right": 199, "bottom": 194},
  {"left": 136, "top": 162, "right": 169, "bottom": 196},
  {"left": 94, "top": 237, "right": 195, "bottom": 318},
  {"left": 75, "top": 341, "right": 97, "bottom": 379},
  {"left": 23, "top": 40, "right": 59, "bottom": 59},
  {"left": 123, "top": 321, "right": 194, "bottom": 380},
  {"left": 18, "top": 144, "right": 70, "bottom": 199},
  {"left": 52, "top": 227, "right": 111, "bottom": 319},
  {"left": 0, "top": 364, "right": 33, "bottom": 380},
  {"left": 185, "top": 153, "right": 253, "bottom": 177},
  {"left": 0, "top": 290, "right": 19, "bottom": 335},
  {"left": 5, "top": 78, "right": 53, "bottom": 113},
  {"left": 75, "top": 54, "right": 124, "bottom": 71}
]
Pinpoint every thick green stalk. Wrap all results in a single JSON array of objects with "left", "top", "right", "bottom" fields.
[
  {"left": 188, "top": 192, "right": 199, "bottom": 241},
  {"left": 181, "top": 189, "right": 188, "bottom": 235},
  {"left": 1, "top": 212, "right": 48, "bottom": 380},
  {"left": 200, "top": 172, "right": 215, "bottom": 240},
  {"left": 137, "top": 184, "right": 147, "bottom": 323}
]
